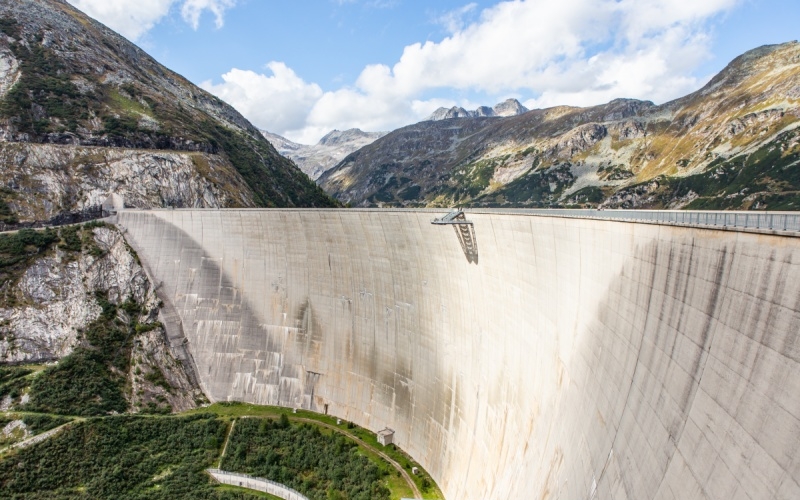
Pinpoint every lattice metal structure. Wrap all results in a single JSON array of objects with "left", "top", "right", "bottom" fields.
[{"left": 432, "top": 211, "right": 479, "bottom": 263}]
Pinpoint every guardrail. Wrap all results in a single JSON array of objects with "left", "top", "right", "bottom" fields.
[
  {"left": 207, "top": 469, "right": 309, "bottom": 500},
  {"left": 481, "top": 209, "right": 800, "bottom": 233},
  {"left": 120, "top": 207, "right": 800, "bottom": 234}
]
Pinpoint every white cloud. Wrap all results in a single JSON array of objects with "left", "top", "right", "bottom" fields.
[
  {"left": 200, "top": 63, "right": 324, "bottom": 140},
  {"left": 66, "top": 0, "right": 237, "bottom": 40},
  {"left": 206, "top": 0, "right": 741, "bottom": 143},
  {"left": 181, "top": 0, "right": 237, "bottom": 30},
  {"left": 67, "top": 0, "right": 174, "bottom": 40},
  {"left": 437, "top": 3, "right": 479, "bottom": 34}
]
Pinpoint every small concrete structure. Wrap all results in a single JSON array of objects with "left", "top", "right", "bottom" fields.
[
  {"left": 101, "top": 193, "right": 124, "bottom": 214},
  {"left": 377, "top": 428, "right": 395, "bottom": 446}
]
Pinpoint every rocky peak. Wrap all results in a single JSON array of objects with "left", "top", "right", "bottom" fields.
[
  {"left": 493, "top": 98, "right": 528, "bottom": 117},
  {"left": 427, "top": 99, "right": 528, "bottom": 121},
  {"left": 318, "top": 128, "right": 377, "bottom": 147}
]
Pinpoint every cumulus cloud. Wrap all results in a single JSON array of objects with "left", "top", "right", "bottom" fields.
[
  {"left": 66, "top": 0, "right": 236, "bottom": 40},
  {"left": 200, "top": 63, "right": 324, "bottom": 140}
]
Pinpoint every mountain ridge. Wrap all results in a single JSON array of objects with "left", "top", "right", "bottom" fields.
[
  {"left": 262, "top": 128, "right": 386, "bottom": 180},
  {"left": 427, "top": 98, "right": 528, "bottom": 121},
  {"left": 319, "top": 42, "right": 800, "bottom": 211},
  {"left": 0, "top": 0, "right": 336, "bottom": 221}
]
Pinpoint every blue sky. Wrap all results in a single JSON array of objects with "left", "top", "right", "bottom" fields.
[{"left": 67, "top": 0, "right": 799, "bottom": 143}]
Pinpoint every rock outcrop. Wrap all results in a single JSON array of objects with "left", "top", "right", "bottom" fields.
[{"left": 0, "top": 224, "right": 203, "bottom": 412}]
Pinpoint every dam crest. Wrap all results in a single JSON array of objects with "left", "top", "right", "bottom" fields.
[{"left": 118, "top": 209, "right": 800, "bottom": 500}]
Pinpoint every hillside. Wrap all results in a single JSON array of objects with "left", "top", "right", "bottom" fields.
[
  {"left": 319, "top": 42, "right": 800, "bottom": 210},
  {"left": 0, "top": 0, "right": 336, "bottom": 222}
]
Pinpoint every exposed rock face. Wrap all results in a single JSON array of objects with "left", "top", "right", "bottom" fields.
[
  {"left": 0, "top": 226, "right": 149, "bottom": 363},
  {"left": 320, "top": 42, "right": 800, "bottom": 210},
  {"left": 263, "top": 128, "right": 386, "bottom": 180},
  {"left": 0, "top": 143, "right": 255, "bottom": 220},
  {"left": 0, "top": 224, "right": 203, "bottom": 412},
  {"left": 130, "top": 328, "right": 205, "bottom": 413},
  {"left": 0, "top": 0, "right": 335, "bottom": 216},
  {"left": 492, "top": 98, "right": 528, "bottom": 117}
]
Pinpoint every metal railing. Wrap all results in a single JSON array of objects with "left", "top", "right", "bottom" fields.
[
  {"left": 120, "top": 207, "right": 800, "bottom": 234},
  {"left": 207, "top": 469, "right": 309, "bottom": 500},
  {"left": 476, "top": 209, "right": 800, "bottom": 233}
]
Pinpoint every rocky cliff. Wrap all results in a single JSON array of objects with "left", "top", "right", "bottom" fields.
[
  {"left": 0, "top": 0, "right": 336, "bottom": 222},
  {"left": 0, "top": 223, "right": 203, "bottom": 413},
  {"left": 320, "top": 42, "right": 800, "bottom": 210}
]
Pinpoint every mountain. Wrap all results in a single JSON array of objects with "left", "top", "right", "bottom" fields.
[
  {"left": 263, "top": 128, "right": 386, "bottom": 180},
  {"left": 319, "top": 42, "right": 800, "bottom": 210},
  {"left": 0, "top": 0, "right": 336, "bottom": 222},
  {"left": 426, "top": 98, "right": 529, "bottom": 121}
]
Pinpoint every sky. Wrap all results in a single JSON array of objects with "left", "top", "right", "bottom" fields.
[{"left": 66, "top": 0, "right": 799, "bottom": 144}]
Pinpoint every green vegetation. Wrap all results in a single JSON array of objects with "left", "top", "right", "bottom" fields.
[
  {"left": 0, "top": 367, "right": 33, "bottom": 401},
  {"left": 565, "top": 186, "right": 605, "bottom": 206},
  {"left": 190, "top": 403, "right": 444, "bottom": 500},
  {"left": 0, "top": 413, "right": 72, "bottom": 449},
  {"left": 474, "top": 163, "right": 574, "bottom": 207},
  {"left": 0, "top": 19, "right": 91, "bottom": 134},
  {"left": 221, "top": 416, "right": 390, "bottom": 500},
  {"left": 0, "top": 406, "right": 441, "bottom": 500},
  {"left": 197, "top": 121, "right": 335, "bottom": 208},
  {"left": 0, "top": 228, "right": 59, "bottom": 308},
  {"left": 0, "top": 188, "right": 19, "bottom": 225},
  {"left": 25, "top": 293, "right": 149, "bottom": 416},
  {"left": 612, "top": 128, "right": 800, "bottom": 210},
  {"left": 0, "top": 414, "right": 255, "bottom": 499}
]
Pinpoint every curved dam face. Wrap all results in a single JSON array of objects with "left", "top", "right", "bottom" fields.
[{"left": 119, "top": 209, "right": 800, "bottom": 500}]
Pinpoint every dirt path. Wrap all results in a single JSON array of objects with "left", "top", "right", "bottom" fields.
[
  {"left": 0, "top": 421, "right": 72, "bottom": 454},
  {"left": 218, "top": 418, "right": 236, "bottom": 468}
]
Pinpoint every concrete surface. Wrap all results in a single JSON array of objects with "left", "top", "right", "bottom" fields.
[{"left": 119, "top": 209, "right": 800, "bottom": 500}]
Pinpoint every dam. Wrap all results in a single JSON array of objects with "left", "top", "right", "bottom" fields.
[{"left": 118, "top": 208, "right": 800, "bottom": 500}]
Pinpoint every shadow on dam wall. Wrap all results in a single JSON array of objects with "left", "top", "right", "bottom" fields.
[{"left": 118, "top": 209, "right": 800, "bottom": 500}]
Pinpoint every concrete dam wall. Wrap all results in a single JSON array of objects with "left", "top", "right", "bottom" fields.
[{"left": 118, "top": 209, "right": 800, "bottom": 500}]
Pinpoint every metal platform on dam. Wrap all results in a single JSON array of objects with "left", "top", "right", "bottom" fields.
[{"left": 117, "top": 208, "right": 800, "bottom": 500}]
